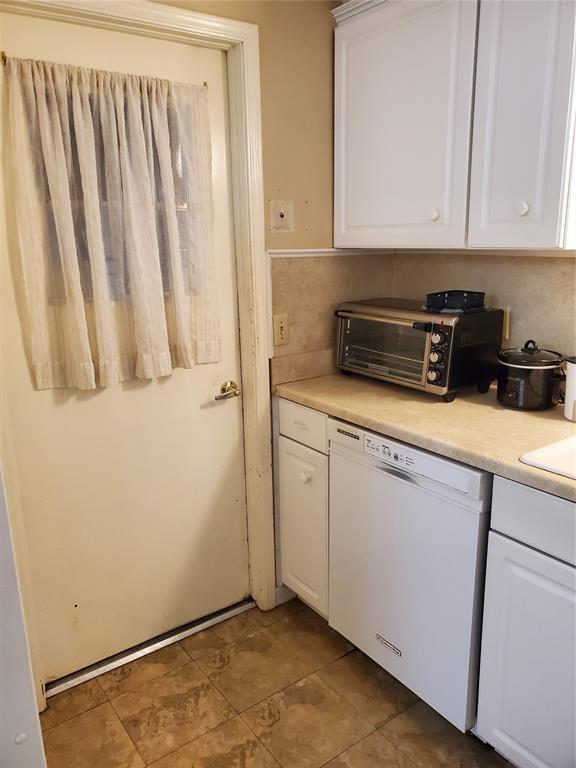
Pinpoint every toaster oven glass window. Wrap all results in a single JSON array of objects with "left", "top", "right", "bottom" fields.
[{"left": 341, "top": 318, "right": 426, "bottom": 382}]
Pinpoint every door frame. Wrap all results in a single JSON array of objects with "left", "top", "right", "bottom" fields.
[{"left": 0, "top": 0, "right": 276, "bottom": 612}]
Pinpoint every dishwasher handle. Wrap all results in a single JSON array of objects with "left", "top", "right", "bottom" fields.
[{"left": 375, "top": 464, "right": 417, "bottom": 485}]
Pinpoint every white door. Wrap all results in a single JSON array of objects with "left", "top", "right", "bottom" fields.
[
  {"left": 279, "top": 436, "right": 328, "bottom": 616},
  {"left": 334, "top": 0, "right": 477, "bottom": 248},
  {"left": 468, "top": 0, "right": 576, "bottom": 248},
  {"left": 0, "top": 12, "right": 250, "bottom": 684},
  {"left": 477, "top": 532, "right": 576, "bottom": 768}
]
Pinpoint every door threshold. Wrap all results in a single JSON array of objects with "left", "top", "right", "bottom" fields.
[{"left": 45, "top": 598, "right": 256, "bottom": 698}]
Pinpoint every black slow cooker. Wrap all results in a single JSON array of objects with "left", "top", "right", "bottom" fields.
[{"left": 497, "top": 339, "right": 565, "bottom": 410}]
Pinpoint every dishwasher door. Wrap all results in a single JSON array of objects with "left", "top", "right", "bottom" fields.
[{"left": 329, "top": 447, "right": 488, "bottom": 732}]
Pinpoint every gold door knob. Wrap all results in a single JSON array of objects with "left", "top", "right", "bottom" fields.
[{"left": 214, "top": 380, "right": 241, "bottom": 400}]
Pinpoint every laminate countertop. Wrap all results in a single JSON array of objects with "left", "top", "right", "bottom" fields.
[{"left": 275, "top": 374, "right": 576, "bottom": 502}]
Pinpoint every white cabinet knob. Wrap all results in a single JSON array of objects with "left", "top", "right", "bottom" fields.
[
  {"left": 516, "top": 200, "right": 530, "bottom": 216},
  {"left": 15, "top": 733, "right": 28, "bottom": 746},
  {"left": 300, "top": 472, "right": 311, "bottom": 484},
  {"left": 427, "top": 207, "right": 440, "bottom": 222}
]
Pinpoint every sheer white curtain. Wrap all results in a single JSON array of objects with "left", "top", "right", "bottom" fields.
[{"left": 7, "top": 58, "right": 219, "bottom": 390}]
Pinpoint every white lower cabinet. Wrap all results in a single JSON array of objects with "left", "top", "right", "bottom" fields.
[
  {"left": 477, "top": 532, "right": 576, "bottom": 768},
  {"left": 278, "top": 434, "right": 328, "bottom": 615}
]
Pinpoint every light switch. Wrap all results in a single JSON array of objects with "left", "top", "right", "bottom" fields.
[
  {"left": 269, "top": 200, "right": 295, "bottom": 232},
  {"left": 273, "top": 314, "right": 289, "bottom": 346}
]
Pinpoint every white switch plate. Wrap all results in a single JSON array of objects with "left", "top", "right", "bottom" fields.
[
  {"left": 273, "top": 314, "right": 289, "bottom": 346},
  {"left": 269, "top": 200, "right": 295, "bottom": 232}
]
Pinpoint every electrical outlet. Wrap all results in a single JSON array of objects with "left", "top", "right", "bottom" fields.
[
  {"left": 269, "top": 200, "right": 295, "bottom": 232},
  {"left": 502, "top": 307, "right": 511, "bottom": 341},
  {"left": 273, "top": 314, "right": 289, "bottom": 346}
]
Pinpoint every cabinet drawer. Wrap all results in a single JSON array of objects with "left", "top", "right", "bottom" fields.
[
  {"left": 278, "top": 398, "right": 327, "bottom": 453},
  {"left": 492, "top": 476, "right": 575, "bottom": 566}
]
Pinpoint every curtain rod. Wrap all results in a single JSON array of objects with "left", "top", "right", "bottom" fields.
[{"left": 0, "top": 52, "right": 207, "bottom": 86}]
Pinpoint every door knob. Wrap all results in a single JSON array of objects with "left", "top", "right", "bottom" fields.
[{"left": 214, "top": 380, "right": 241, "bottom": 400}]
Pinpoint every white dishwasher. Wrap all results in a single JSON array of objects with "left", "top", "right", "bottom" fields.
[{"left": 328, "top": 418, "right": 492, "bottom": 732}]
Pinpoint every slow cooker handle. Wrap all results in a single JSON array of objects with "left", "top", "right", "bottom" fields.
[
  {"left": 553, "top": 368, "right": 567, "bottom": 404},
  {"left": 522, "top": 339, "right": 539, "bottom": 351}
]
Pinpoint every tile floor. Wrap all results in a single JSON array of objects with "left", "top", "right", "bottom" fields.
[{"left": 40, "top": 599, "right": 511, "bottom": 768}]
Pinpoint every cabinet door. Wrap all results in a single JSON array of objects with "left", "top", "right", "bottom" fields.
[
  {"left": 334, "top": 0, "right": 477, "bottom": 248},
  {"left": 477, "top": 532, "right": 576, "bottom": 768},
  {"left": 468, "top": 0, "right": 576, "bottom": 248},
  {"left": 279, "top": 436, "right": 328, "bottom": 615}
]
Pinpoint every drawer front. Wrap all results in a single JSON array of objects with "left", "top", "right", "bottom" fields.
[
  {"left": 278, "top": 398, "right": 327, "bottom": 454},
  {"left": 492, "top": 476, "right": 575, "bottom": 565}
]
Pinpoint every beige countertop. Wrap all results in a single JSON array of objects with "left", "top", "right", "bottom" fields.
[{"left": 275, "top": 374, "right": 576, "bottom": 502}]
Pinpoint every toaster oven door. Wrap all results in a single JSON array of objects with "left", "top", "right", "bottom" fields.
[{"left": 337, "top": 314, "right": 430, "bottom": 386}]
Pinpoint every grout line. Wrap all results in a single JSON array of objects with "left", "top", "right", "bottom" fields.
[
  {"left": 187, "top": 656, "right": 236, "bottom": 709},
  {"left": 239, "top": 709, "right": 283, "bottom": 766},
  {"left": 109, "top": 703, "right": 148, "bottom": 766},
  {"left": 40, "top": 698, "right": 109, "bottom": 735},
  {"left": 100, "top": 650, "right": 193, "bottom": 703}
]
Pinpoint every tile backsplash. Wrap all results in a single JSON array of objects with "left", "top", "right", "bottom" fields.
[
  {"left": 270, "top": 252, "right": 394, "bottom": 384},
  {"left": 270, "top": 250, "right": 576, "bottom": 386},
  {"left": 393, "top": 252, "right": 576, "bottom": 354}
]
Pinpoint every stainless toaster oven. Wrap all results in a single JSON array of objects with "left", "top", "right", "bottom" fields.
[{"left": 336, "top": 298, "right": 504, "bottom": 401}]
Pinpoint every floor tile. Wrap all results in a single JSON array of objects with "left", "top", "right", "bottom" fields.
[
  {"left": 382, "top": 701, "right": 511, "bottom": 768},
  {"left": 195, "top": 627, "right": 310, "bottom": 711},
  {"left": 326, "top": 728, "right": 418, "bottom": 768},
  {"left": 317, "top": 649, "right": 419, "bottom": 728},
  {"left": 242, "top": 673, "right": 373, "bottom": 768},
  {"left": 42, "top": 702, "right": 144, "bottom": 768},
  {"left": 111, "top": 661, "right": 235, "bottom": 764},
  {"left": 149, "top": 716, "right": 279, "bottom": 767},
  {"left": 98, "top": 643, "right": 190, "bottom": 699},
  {"left": 251, "top": 598, "right": 306, "bottom": 628},
  {"left": 180, "top": 612, "right": 262, "bottom": 660},
  {"left": 267, "top": 606, "right": 353, "bottom": 673},
  {"left": 40, "top": 679, "right": 108, "bottom": 731}
]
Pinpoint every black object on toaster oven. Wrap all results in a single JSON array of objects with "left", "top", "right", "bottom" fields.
[
  {"left": 335, "top": 298, "right": 503, "bottom": 402},
  {"left": 426, "top": 290, "right": 485, "bottom": 313},
  {"left": 497, "top": 340, "right": 565, "bottom": 410}
]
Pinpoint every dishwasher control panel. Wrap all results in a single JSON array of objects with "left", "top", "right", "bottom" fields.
[
  {"left": 364, "top": 434, "right": 416, "bottom": 470},
  {"left": 327, "top": 417, "right": 488, "bottom": 500}
]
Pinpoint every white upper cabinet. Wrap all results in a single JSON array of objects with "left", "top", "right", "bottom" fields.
[
  {"left": 469, "top": 0, "right": 576, "bottom": 248},
  {"left": 334, "top": 0, "right": 478, "bottom": 248},
  {"left": 335, "top": 0, "right": 576, "bottom": 249}
]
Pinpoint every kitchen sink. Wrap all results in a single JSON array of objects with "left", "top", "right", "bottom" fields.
[{"left": 520, "top": 435, "right": 576, "bottom": 480}]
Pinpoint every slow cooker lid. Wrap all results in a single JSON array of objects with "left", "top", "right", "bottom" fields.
[{"left": 499, "top": 339, "right": 563, "bottom": 367}]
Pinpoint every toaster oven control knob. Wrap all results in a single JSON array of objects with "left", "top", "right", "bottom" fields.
[
  {"left": 429, "top": 350, "right": 443, "bottom": 364},
  {"left": 427, "top": 369, "right": 441, "bottom": 383},
  {"left": 431, "top": 331, "right": 446, "bottom": 345}
]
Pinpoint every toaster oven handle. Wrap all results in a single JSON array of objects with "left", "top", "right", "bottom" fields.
[
  {"left": 335, "top": 311, "right": 419, "bottom": 328},
  {"left": 412, "top": 322, "right": 432, "bottom": 332}
]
